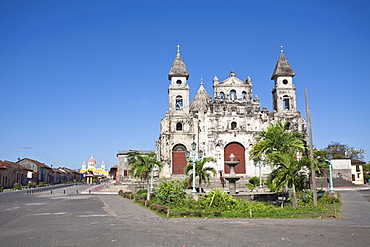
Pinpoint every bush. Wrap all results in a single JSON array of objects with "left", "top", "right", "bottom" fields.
[
  {"left": 28, "top": 182, "right": 36, "bottom": 188},
  {"left": 246, "top": 176, "right": 263, "bottom": 191},
  {"left": 154, "top": 179, "right": 187, "bottom": 205},
  {"left": 318, "top": 193, "right": 341, "bottom": 204},
  {"left": 135, "top": 189, "right": 147, "bottom": 196},
  {"left": 13, "top": 182, "right": 22, "bottom": 190},
  {"left": 0, "top": 185, "right": 3, "bottom": 192},
  {"left": 199, "top": 188, "right": 236, "bottom": 211},
  {"left": 150, "top": 204, "right": 168, "bottom": 213}
]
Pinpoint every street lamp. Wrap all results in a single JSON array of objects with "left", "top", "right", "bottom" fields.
[
  {"left": 254, "top": 160, "right": 265, "bottom": 191},
  {"left": 149, "top": 165, "right": 155, "bottom": 192},
  {"left": 186, "top": 141, "right": 203, "bottom": 196},
  {"left": 327, "top": 149, "right": 335, "bottom": 193},
  {"left": 148, "top": 156, "right": 156, "bottom": 201}
]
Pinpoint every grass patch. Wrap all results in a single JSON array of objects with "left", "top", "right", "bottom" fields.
[{"left": 118, "top": 189, "right": 341, "bottom": 219}]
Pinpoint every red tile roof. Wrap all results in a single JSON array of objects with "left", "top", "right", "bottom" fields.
[
  {"left": 18, "top": 158, "right": 52, "bottom": 169},
  {"left": 351, "top": 159, "right": 366, "bottom": 164}
]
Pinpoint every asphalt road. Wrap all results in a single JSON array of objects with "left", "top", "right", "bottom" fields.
[{"left": 0, "top": 185, "right": 369, "bottom": 247}]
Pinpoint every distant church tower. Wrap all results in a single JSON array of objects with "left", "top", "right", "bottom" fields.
[
  {"left": 168, "top": 45, "right": 190, "bottom": 114},
  {"left": 271, "top": 47, "right": 297, "bottom": 112}
]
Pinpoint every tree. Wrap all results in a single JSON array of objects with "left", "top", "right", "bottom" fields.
[
  {"left": 184, "top": 157, "right": 216, "bottom": 191},
  {"left": 127, "top": 150, "right": 141, "bottom": 166},
  {"left": 128, "top": 151, "right": 163, "bottom": 196},
  {"left": 249, "top": 121, "right": 307, "bottom": 163},
  {"left": 323, "top": 141, "right": 365, "bottom": 160},
  {"left": 250, "top": 121, "right": 308, "bottom": 207},
  {"left": 129, "top": 151, "right": 162, "bottom": 180},
  {"left": 267, "top": 150, "right": 308, "bottom": 208}
]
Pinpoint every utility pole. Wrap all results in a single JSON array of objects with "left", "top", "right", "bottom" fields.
[{"left": 305, "top": 88, "right": 318, "bottom": 206}]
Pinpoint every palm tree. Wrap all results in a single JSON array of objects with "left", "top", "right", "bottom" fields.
[
  {"left": 127, "top": 150, "right": 141, "bottom": 166},
  {"left": 267, "top": 150, "right": 308, "bottom": 208},
  {"left": 184, "top": 157, "right": 216, "bottom": 192},
  {"left": 128, "top": 151, "right": 163, "bottom": 197},
  {"left": 249, "top": 121, "right": 306, "bottom": 162},
  {"left": 250, "top": 121, "right": 309, "bottom": 207}
]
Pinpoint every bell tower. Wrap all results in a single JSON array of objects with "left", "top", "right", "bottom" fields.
[
  {"left": 271, "top": 47, "right": 297, "bottom": 112},
  {"left": 168, "top": 45, "right": 190, "bottom": 115}
]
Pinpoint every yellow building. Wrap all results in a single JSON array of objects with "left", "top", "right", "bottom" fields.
[{"left": 80, "top": 155, "right": 109, "bottom": 177}]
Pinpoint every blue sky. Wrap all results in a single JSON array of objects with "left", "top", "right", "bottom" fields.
[{"left": 1, "top": 0, "right": 369, "bottom": 170}]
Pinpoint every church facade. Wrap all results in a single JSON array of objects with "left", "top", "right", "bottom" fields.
[
  {"left": 80, "top": 155, "right": 109, "bottom": 177},
  {"left": 156, "top": 48, "right": 306, "bottom": 179}
]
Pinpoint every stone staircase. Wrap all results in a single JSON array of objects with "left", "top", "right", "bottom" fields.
[{"left": 316, "top": 177, "right": 357, "bottom": 189}]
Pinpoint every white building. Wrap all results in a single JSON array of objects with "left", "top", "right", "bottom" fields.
[{"left": 156, "top": 48, "right": 306, "bottom": 179}]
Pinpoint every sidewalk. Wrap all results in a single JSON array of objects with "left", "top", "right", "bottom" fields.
[{"left": 81, "top": 182, "right": 121, "bottom": 194}]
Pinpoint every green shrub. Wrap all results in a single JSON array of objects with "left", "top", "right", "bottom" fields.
[
  {"left": 150, "top": 204, "right": 168, "bottom": 213},
  {"left": 135, "top": 189, "right": 147, "bottom": 196},
  {"left": 154, "top": 179, "right": 187, "bottom": 205},
  {"left": 28, "top": 182, "right": 36, "bottom": 188},
  {"left": 318, "top": 193, "right": 341, "bottom": 204},
  {"left": 246, "top": 176, "right": 263, "bottom": 191},
  {"left": 13, "top": 182, "right": 22, "bottom": 190},
  {"left": 199, "top": 188, "right": 236, "bottom": 211},
  {"left": 0, "top": 185, "right": 3, "bottom": 192}
]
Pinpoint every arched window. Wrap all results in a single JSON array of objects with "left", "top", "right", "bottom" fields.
[
  {"left": 220, "top": 92, "right": 225, "bottom": 100},
  {"left": 176, "top": 122, "right": 183, "bottom": 131},
  {"left": 283, "top": 95, "right": 290, "bottom": 110},
  {"left": 242, "top": 91, "right": 246, "bottom": 100},
  {"left": 176, "top": 96, "right": 183, "bottom": 110},
  {"left": 231, "top": 122, "right": 237, "bottom": 130},
  {"left": 176, "top": 79, "right": 182, "bottom": 85},
  {"left": 230, "top": 90, "right": 236, "bottom": 100}
]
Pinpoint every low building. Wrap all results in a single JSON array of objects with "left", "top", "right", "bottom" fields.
[
  {"left": 332, "top": 158, "right": 365, "bottom": 185},
  {"left": 351, "top": 159, "right": 365, "bottom": 185},
  {"left": 57, "top": 167, "right": 83, "bottom": 183},
  {"left": 116, "top": 150, "right": 154, "bottom": 182},
  {"left": 17, "top": 158, "right": 52, "bottom": 184},
  {"left": 109, "top": 165, "right": 118, "bottom": 181},
  {"left": 0, "top": 160, "right": 32, "bottom": 188}
]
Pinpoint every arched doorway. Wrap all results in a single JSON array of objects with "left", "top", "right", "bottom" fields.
[
  {"left": 224, "top": 142, "right": 246, "bottom": 174},
  {"left": 172, "top": 144, "right": 187, "bottom": 174}
]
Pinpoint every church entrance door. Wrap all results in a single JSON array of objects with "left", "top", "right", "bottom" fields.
[
  {"left": 224, "top": 142, "right": 246, "bottom": 174},
  {"left": 172, "top": 144, "right": 187, "bottom": 174}
]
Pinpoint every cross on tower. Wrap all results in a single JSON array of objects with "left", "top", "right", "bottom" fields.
[
  {"left": 177, "top": 45, "right": 180, "bottom": 54},
  {"left": 280, "top": 45, "right": 284, "bottom": 54}
]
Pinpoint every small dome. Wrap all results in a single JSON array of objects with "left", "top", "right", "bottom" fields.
[{"left": 88, "top": 155, "right": 96, "bottom": 163}]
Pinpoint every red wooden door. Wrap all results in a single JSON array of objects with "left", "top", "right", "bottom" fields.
[
  {"left": 172, "top": 152, "right": 187, "bottom": 174},
  {"left": 224, "top": 142, "right": 246, "bottom": 174}
]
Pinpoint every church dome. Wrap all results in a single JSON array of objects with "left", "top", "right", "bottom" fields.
[{"left": 88, "top": 155, "right": 96, "bottom": 164}]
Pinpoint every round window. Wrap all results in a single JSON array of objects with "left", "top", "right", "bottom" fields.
[
  {"left": 283, "top": 79, "right": 288, "bottom": 85},
  {"left": 176, "top": 80, "right": 182, "bottom": 85}
]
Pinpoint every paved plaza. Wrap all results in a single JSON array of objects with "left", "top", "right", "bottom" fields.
[{"left": 0, "top": 184, "right": 369, "bottom": 247}]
